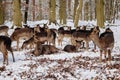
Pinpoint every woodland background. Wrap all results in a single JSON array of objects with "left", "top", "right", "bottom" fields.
[{"left": 0, "top": 0, "right": 120, "bottom": 27}]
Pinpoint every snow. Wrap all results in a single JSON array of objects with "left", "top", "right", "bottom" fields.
[{"left": 0, "top": 20, "right": 120, "bottom": 80}]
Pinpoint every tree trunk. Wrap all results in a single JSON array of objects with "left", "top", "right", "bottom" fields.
[
  {"left": 73, "top": 0, "right": 78, "bottom": 22},
  {"left": 32, "top": 0, "right": 35, "bottom": 21},
  {"left": 67, "top": 0, "right": 72, "bottom": 19},
  {"left": 96, "top": 0, "right": 104, "bottom": 28},
  {"left": 24, "top": 0, "right": 29, "bottom": 24},
  {"left": 49, "top": 0, "right": 57, "bottom": 25},
  {"left": 74, "top": 0, "right": 83, "bottom": 27},
  {"left": 0, "top": 0, "right": 5, "bottom": 24},
  {"left": 84, "top": 2, "right": 89, "bottom": 21},
  {"left": 36, "top": 0, "right": 42, "bottom": 20},
  {"left": 89, "top": 0, "right": 93, "bottom": 20},
  {"left": 12, "top": 0, "right": 22, "bottom": 27},
  {"left": 59, "top": 0, "right": 67, "bottom": 25}
]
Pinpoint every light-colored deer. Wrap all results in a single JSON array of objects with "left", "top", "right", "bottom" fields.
[
  {"left": 90, "top": 27, "right": 114, "bottom": 63},
  {"left": 10, "top": 28, "right": 34, "bottom": 51}
]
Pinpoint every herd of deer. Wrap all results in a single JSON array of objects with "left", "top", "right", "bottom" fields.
[{"left": 0, "top": 24, "right": 114, "bottom": 65}]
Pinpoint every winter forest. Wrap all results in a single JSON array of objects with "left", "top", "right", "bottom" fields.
[{"left": 0, "top": 0, "right": 120, "bottom": 80}]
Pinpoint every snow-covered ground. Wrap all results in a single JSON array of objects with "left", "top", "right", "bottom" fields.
[{"left": 0, "top": 20, "right": 120, "bottom": 80}]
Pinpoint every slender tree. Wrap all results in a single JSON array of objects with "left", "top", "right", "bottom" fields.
[
  {"left": 13, "top": 0, "right": 22, "bottom": 27},
  {"left": 89, "top": 0, "right": 93, "bottom": 20},
  {"left": 96, "top": 0, "right": 104, "bottom": 27},
  {"left": 32, "top": 0, "right": 35, "bottom": 21},
  {"left": 105, "top": 0, "right": 114, "bottom": 23},
  {"left": 24, "top": 0, "right": 29, "bottom": 24},
  {"left": 74, "top": 0, "right": 83, "bottom": 27},
  {"left": 36, "top": 0, "right": 42, "bottom": 20},
  {"left": 49, "top": 0, "right": 57, "bottom": 25},
  {"left": 0, "top": 0, "right": 5, "bottom": 24},
  {"left": 59, "top": 0, "right": 67, "bottom": 25},
  {"left": 84, "top": 2, "right": 89, "bottom": 21},
  {"left": 73, "top": 0, "right": 78, "bottom": 21},
  {"left": 67, "top": 0, "right": 72, "bottom": 19}
]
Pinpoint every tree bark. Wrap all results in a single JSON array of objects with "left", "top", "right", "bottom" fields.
[
  {"left": 0, "top": 0, "right": 5, "bottom": 24},
  {"left": 73, "top": 0, "right": 78, "bottom": 22},
  {"left": 24, "top": 0, "right": 29, "bottom": 24},
  {"left": 84, "top": 2, "right": 89, "bottom": 21},
  {"left": 49, "top": 0, "right": 57, "bottom": 25},
  {"left": 13, "top": 0, "right": 22, "bottom": 27},
  {"left": 96, "top": 0, "right": 104, "bottom": 28},
  {"left": 59, "top": 0, "right": 67, "bottom": 25},
  {"left": 74, "top": 0, "right": 83, "bottom": 27}
]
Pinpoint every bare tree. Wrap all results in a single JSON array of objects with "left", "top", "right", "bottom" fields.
[
  {"left": 96, "top": 0, "right": 104, "bottom": 27},
  {"left": 0, "top": 0, "right": 5, "bottom": 24},
  {"left": 24, "top": 0, "right": 29, "bottom": 24},
  {"left": 49, "top": 0, "right": 57, "bottom": 25},
  {"left": 74, "top": 0, "right": 83, "bottom": 27},
  {"left": 59, "top": 0, "right": 67, "bottom": 25},
  {"left": 73, "top": 0, "right": 78, "bottom": 21},
  {"left": 12, "top": 0, "right": 22, "bottom": 27}
]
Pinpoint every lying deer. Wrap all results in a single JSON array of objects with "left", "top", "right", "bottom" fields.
[
  {"left": 90, "top": 27, "right": 114, "bottom": 63},
  {"left": 10, "top": 28, "right": 34, "bottom": 51},
  {"left": 0, "top": 36, "right": 15, "bottom": 65},
  {"left": 0, "top": 25, "right": 9, "bottom": 36},
  {"left": 63, "top": 40, "right": 82, "bottom": 52},
  {"left": 33, "top": 42, "right": 59, "bottom": 56}
]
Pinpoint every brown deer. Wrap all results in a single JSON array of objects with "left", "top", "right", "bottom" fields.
[
  {"left": 0, "top": 36, "right": 15, "bottom": 65},
  {"left": 57, "top": 26, "right": 76, "bottom": 46},
  {"left": 63, "top": 40, "right": 82, "bottom": 52},
  {"left": 90, "top": 27, "right": 114, "bottom": 63},
  {"left": 33, "top": 42, "right": 59, "bottom": 56},
  {"left": 71, "top": 28, "right": 93, "bottom": 50},
  {"left": 34, "top": 26, "right": 56, "bottom": 46},
  {"left": 10, "top": 28, "right": 34, "bottom": 51},
  {"left": 21, "top": 36, "right": 34, "bottom": 49},
  {"left": 0, "top": 25, "right": 9, "bottom": 36}
]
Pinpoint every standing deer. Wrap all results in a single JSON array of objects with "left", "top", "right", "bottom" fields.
[
  {"left": 90, "top": 27, "right": 114, "bottom": 63},
  {"left": 0, "top": 36, "right": 15, "bottom": 65},
  {"left": 10, "top": 28, "right": 34, "bottom": 51}
]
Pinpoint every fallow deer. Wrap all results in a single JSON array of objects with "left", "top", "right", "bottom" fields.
[
  {"left": 10, "top": 28, "right": 34, "bottom": 51},
  {"left": 0, "top": 36, "right": 15, "bottom": 65},
  {"left": 34, "top": 25, "right": 56, "bottom": 46},
  {"left": 21, "top": 36, "right": 34, "bottom": 49},
  {"left": 0, "top": 25, "right": 9, "bottom": 36},
  {"left": 63, "top": 40, "right": 82, "bottom": 52},
  {"left": 90, "top": 27, "right": 114, "bottom": 63},
  {"left": 33, "top": 42, "right": 59, "bottom": 56},
  {"left": 71, "top": 28, "right": 93, "bottom": 50},
  {"left": 57, "top": 26, "right": 74, "bottom": 46}
]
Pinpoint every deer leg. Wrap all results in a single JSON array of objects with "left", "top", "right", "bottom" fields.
[
  {"left": 3, "top": 53, "right": 6, "bottom": 64},
  {"left": 86, "top": 41, "right": 89, "bottom": 51},
  {"left": 4, "top": 52, "right": 8, "bottom": 65},
  {"left": 108, "top": 49, "right": 112, "bottom": 62},
  {"left": 100, "top": 50, "right": 103, "bottom": 63},
  {"left": 104, "top": 50, "right": 107, "bottom": 62},
  {"left": 9, "top": 47, "right": 15, "bottom": 62},
  {"left": 94, "top": 42, "right": 96, "bottom": 50},
  {"left": 17, "top": 40, "right": 20, "bottom": 51}
]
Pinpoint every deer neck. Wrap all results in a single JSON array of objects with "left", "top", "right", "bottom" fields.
[{"left": 92, "top": 34, "right": 102, "bottom": 49}]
